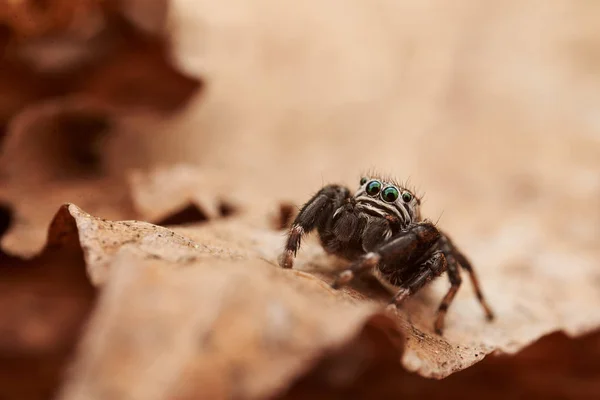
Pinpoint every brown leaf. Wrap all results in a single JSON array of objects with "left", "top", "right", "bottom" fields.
[
  {"left": 0, "top": 204, "right": 96, "bottom": 400},
  {"left": 2, "top": 0, "right": 600, "bottom": 398},
  {"left": 0, "top": 0, "right": 104, "bottom": 39},
  {"left": 64, "top": 204, "right": 202, "bottom": 285},
  {"left": 282, "top": 330, "right": 600, "bottom": 399},
  {"left": 156, "top": 0, "right": 600, "bottom": 380},
  {"left": 0, "top": 0, "right": 201, "bottom": 157},
  {"left": 0, "top": 162, "right": 242, "bottom": 257},
  {"left": 76, "top": 34, "right": 201, "bottom": 113},
  {"left": 72, "top": 199, "right": 600, "bottom": 381},
  {"left": 173, "top": 215, "right": 600, "bottom": 379},
  {"left": 26, "top": 201, "right": 600, "bottom": 396},
  {"left": 128, "top": 165, "right": 238, "bottom": 223},
  {"left": 0, "top": 107, "right": 206, "bottom": 257},
  {"left": 59, "top": 253, "right": 403, "bottom": 400},
  {"left": 42, "top": 204, "right": 403, "bottom": 400},
  {"left": 0, "top": 98, "right": 135, "bottom": 256},
  {"left": 0, "top": 198, "right": 597, "bottom": 398},
  {"left": 0, "top": 179, "right": 134, "bottom": 258}
]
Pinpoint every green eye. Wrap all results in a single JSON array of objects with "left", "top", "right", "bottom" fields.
[
  {"left": 381, "top": 186, "right": 399, "bottom": 203},
  {"left": 402, "top": 191, "right": 413, "bottom": 203},
  {"left": 365, "top": 180, "right": 382, "bottom": 196},
  {"left": 360, "top": 177, "right": 368, "bottom": 185}
]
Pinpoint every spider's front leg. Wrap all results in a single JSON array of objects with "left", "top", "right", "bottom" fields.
[{"left": 279, "top": 184, "right": 351, "bottom": 269}]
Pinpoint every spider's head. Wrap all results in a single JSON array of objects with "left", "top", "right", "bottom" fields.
[{"left": 354, "top": 176, "right": 422, "bottom": 226}]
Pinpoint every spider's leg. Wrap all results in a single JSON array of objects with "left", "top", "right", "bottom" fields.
[
  {"left": 279, "top": 184, "right": 350, "bottom": 269},
  {"left": 434, "top": 253, "right": 460, "bottom": 335},
  {"left": 331, "top": 221, "right": 440, "bottom": 289},
  {"left": 389, "top": 251, "right": 448, "bottom": 307},
  {"left": 440, "top": 232, "right": 495, "bottom": 320},
  {"left": 384, "top": 251, "right": 452, "bottom": 335}
]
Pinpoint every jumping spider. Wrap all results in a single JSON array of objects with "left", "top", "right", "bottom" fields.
[{"left": 279, "top": 176, "right": 494, "bottom": 335}]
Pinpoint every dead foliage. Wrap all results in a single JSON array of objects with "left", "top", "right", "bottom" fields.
[{"left": 1, "top": 0, "right": 600, "bottom": 399}]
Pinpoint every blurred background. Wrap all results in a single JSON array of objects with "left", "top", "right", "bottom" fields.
[{"left": 0, "top": 0, "right": 599, "bottom": 399}]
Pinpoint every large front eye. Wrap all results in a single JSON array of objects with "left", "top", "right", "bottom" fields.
[
  {"left": 365, "top": 180, "right": 382, "bottom": 196},
  {"left": 381, "top": 186, "right": 399, "bottom": 202}
]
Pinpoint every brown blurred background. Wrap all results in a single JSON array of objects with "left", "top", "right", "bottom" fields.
[{"left": 1, "top": 0, "right": 599, "bottom": 399}]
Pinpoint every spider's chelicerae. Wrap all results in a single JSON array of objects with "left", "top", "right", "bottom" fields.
[{"left": 279, "top": 175, "right": 494, "bottom": 335}]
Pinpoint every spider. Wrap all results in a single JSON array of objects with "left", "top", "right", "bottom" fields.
[{"left": 278, "top": 175, "right": 494, "bottom": 335}]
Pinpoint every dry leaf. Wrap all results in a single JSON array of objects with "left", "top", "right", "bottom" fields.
[
  {"left": 155, "top": 0, "right": 600, "bottom": 379},
  {"left": 128, "top": 164, "right": 239, "bottom": 223},
  {"left": 0, "top": 107, "right": 201, "bottom": 257},
  {"left": 0, "top": 163, "right": 240, "bottom": 257},
  {"left": 283, "top": 330, "right": 600, "bottom": 399},
  {"left": 0, "top": 179, "right": 133, "bottom": 258},
  {"left": 0, "top": 98, "right": 134, "bottom": 256},
  {"left": 0, "top": 0, "right": 200, "bottom": 157},
  {"left": 171, "top": 213, "right": 600, "bottom": 379},
  {"left": 2, "top": 201, "right": 599, "bottom": 399},
  {"left": 14, "top": 203, "right": 401, "bottom": 400},
  {"left": 0, "top": 1, "right": 201, "bottom": 254},
  {"left": 0, "top": 204, "right": 96, "bottom": 400},
  {"left": 64, "top": 204, "right": 201, "bottom": 286},
  {"left": 0, "top": 0, "right": 104, "bottom": 39},
  {"left": 58, "top": 253, "right": 403, "bottom": 400},
  {"left": 15, "top": 202, "right": 600, "bottom": 397},
  {"left": 0, "top": 0, "right": 202, "bottom": 258},
  {"left": 2, "top": 0, "right": 600, "bottom": 398}
]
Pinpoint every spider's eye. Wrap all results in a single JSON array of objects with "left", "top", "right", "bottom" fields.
[
  {"left": 381, "top": 186, "right": 399, "bottom": 203},
  {"left": 401, "top": 191, "right": 413, "bottom": 203},
  {"left": 365, "top": 180, "right": 382, "bottom": 196},
  {"left": 360, "top": 177, "right": 368, "bottom": 185}
]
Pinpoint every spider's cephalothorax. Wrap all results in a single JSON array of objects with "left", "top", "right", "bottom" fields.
[{"left": 278, "top": 176, "right": 494, "bottom": 335}]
